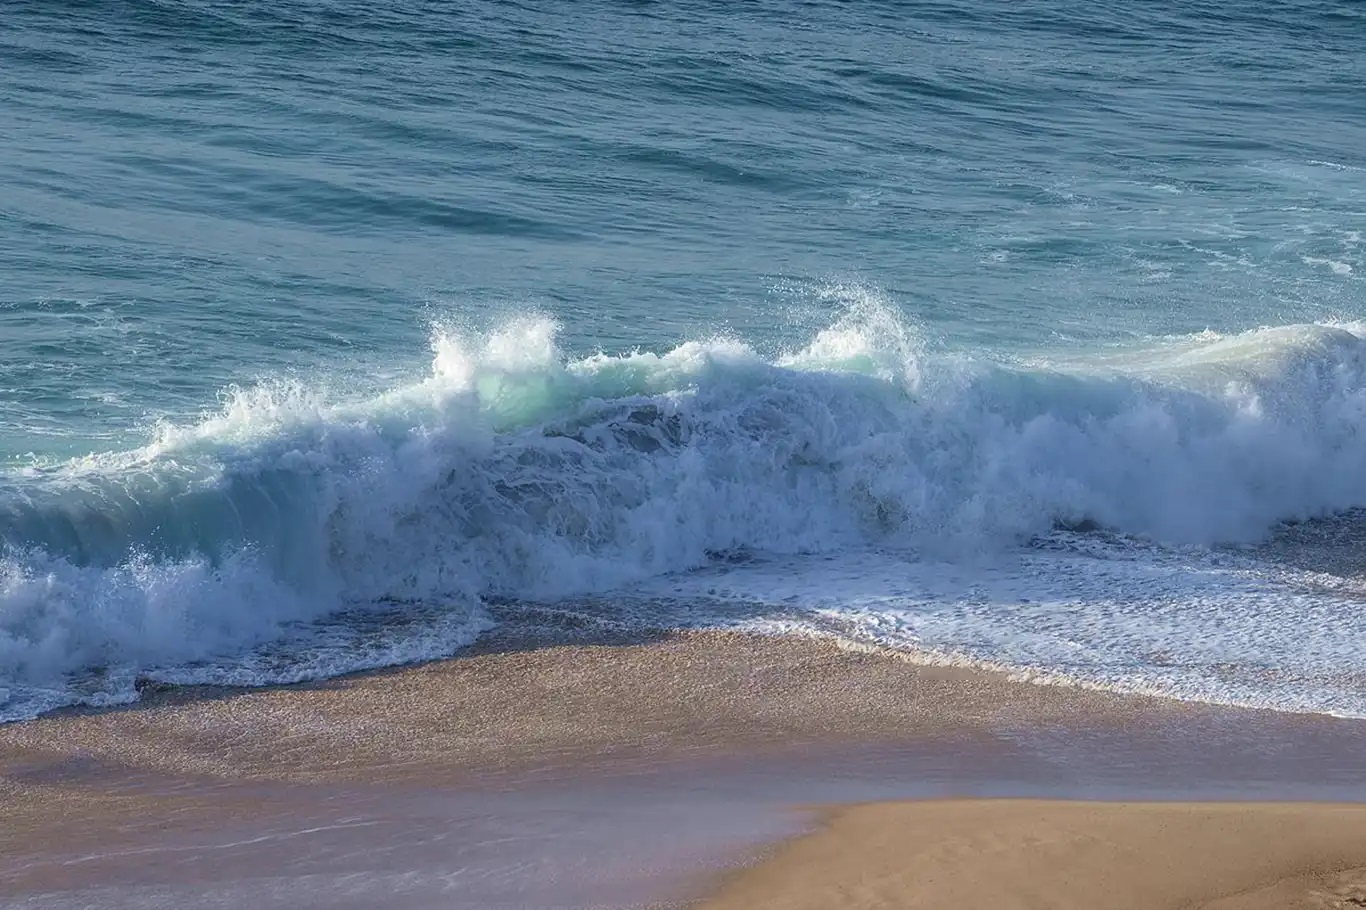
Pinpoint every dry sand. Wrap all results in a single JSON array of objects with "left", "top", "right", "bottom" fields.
[
  {"left": 2, "top": 631, "right": 1364, "bottom": 908},
  {"left": 703, "top": 800, "right": 1366, "bottom": 910}
]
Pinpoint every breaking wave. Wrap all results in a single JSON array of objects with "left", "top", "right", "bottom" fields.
[{"left": 5, "top": 300, "right": 1366, "bottom": 718}]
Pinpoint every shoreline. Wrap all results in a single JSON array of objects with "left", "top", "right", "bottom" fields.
[{"left": 3, "top": 631, "right": 1365, "bottom": 908}]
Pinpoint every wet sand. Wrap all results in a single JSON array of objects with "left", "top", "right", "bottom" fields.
[{"left": 2, "top": 631, "right": 1365, "bottom": 908}]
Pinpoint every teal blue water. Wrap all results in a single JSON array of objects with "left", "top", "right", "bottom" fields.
[{"left": 1, "top": 1, "right": 1364, "bottom": 720}]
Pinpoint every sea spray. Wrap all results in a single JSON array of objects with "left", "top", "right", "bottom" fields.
[{"left": 5, "top": 305, "right": 1366, "bottom": 718}]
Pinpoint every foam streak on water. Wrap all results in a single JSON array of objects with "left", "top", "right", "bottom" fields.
[{"left": 3, "top": 303, "right": 1366, "bottom": 719}]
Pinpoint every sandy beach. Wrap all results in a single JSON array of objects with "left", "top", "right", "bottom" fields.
[
  {"left": 2, "top": 631, "right": 1365, "bottom": 908},
  {"left": 704, "top": 801, "right": 1366, "bottom": 910}
]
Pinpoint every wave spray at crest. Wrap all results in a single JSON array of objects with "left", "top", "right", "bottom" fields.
[{"left": 5, "top": 299, "right": 1366, "bottom": 719}]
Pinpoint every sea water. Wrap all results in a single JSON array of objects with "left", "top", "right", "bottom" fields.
[{"left": 1, "top": 0, "right": 1364, "bottom": 720}]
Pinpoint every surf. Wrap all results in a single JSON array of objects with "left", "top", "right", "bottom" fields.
[{"left": 4, "top": 302, "right": 1366, "bottom": 719}]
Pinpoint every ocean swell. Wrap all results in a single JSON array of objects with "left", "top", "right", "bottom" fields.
[{"left": 4, "top": 305, "right": 1366, "bottom": 719}]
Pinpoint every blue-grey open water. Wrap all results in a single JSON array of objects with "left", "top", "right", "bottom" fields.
[{"left": 2, "top": 0, "right": 1364, "bottom": 720}]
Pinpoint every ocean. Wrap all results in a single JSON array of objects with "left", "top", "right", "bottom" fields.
[{"left": 1, "top": 0, "right": 1363, "bottom": 721}]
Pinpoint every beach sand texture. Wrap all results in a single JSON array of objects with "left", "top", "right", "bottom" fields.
[
  {"left": 704, "top": 800, "right": 1366, "bottom": 910},
  {"left": 2, "top": 633, "right": 1364, "bottom": 908}
]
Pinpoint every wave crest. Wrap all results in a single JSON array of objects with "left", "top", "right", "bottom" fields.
[{"left": 5, "top": 303, "right": 1366, "bottom": 717}]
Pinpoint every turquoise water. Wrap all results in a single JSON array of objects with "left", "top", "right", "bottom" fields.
[{"left": 1, "top": 0, "right": 1364, "bottom": 720}]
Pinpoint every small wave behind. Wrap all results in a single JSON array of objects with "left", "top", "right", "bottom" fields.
[{"left": 4, "top": 299, "right": 1366, "bottom": 719}]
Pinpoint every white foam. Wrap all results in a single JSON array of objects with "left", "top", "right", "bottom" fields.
[
  {"left": 1303, "top": 256, "right": 1355, "bottom": 276},
  {"left": 629, "top": 541, "right": 1366, "bottom": 717},
  {"left": 5, "top": 299, "right": 1366, "bottom": 718}
]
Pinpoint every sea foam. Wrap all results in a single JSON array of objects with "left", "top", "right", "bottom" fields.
[{"left": 4, "top": 301, "right": 1366, "bottom": 719}]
